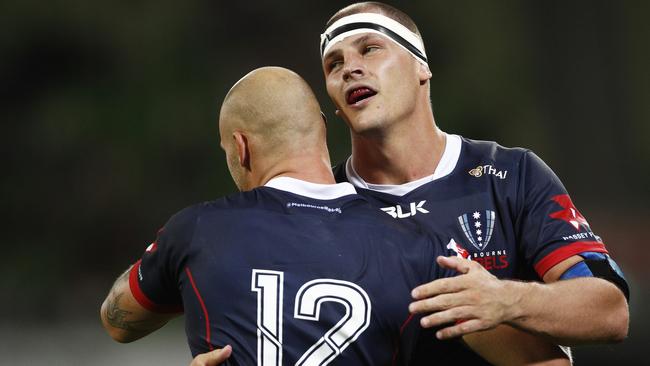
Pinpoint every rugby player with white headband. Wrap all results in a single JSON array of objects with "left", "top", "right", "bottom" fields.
[
  {"left": 320, "top": 12, "right": 429, "bottom": 68},
  {"left": 319, "top": 1, "right": 629, "bottom": 365},
  {"left": 189, "top": 2, "right": 629, "bottom": 365}
]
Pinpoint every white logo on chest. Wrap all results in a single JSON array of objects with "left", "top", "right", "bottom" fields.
[{"left": 380, "top": 200, "right": 429, "bottom": 219}]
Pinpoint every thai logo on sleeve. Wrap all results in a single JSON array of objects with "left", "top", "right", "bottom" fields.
[{"left": 458, "top": 210, "right": 495, "bottom": 251}]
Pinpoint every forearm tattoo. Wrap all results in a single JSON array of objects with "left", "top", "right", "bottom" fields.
[
  {"left": 105, "top": 292, "right": 139, "bottom": 330},
  {"left": 104, "top": 267, "right": 161, "bottom": 332}
]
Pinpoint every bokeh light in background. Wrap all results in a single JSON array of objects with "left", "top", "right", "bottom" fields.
[{"left": 1, "top": 0, "right": 647, "bottom": 364}]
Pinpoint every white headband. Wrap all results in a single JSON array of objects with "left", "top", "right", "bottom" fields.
[{"left": 320, "top": 13, "right": 428, "bottom": 66}]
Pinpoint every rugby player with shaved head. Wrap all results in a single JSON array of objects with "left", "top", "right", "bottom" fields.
[{"left": 102, "top": 67, "right": 572, "bottom": 366}]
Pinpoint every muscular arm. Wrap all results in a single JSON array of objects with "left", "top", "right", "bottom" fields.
[
  {"left": 100, "top": 265, "right": 180, "bottom": 343},
  {"left": 410, "top": 256, "right": 629, "bottom": 345},
  {"left": 503, "top": 256, "right": 628, "bottom": 345}
]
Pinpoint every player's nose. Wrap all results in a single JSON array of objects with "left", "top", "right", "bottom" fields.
[{"left": 342, "top": 53, "right": 366, "bottom": 82}]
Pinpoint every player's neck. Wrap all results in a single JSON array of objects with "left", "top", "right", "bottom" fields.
[
  {"left": 257, "top": 150, "right": 336, "bottom": 187},
  {"left": 350, "top": 118, "right": 446, "bottom": 185}
]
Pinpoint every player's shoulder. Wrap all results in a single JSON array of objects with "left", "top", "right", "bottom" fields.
[
  {"left": 164, "top": 202, "right": 203, "bottom": 230},
  {"left": 187, "top": 185, "right": 366, "bottom": 220},
  {"left": 460, "top": 135, "right": 530, "bottom": 161},
  {"left": 196, "top": 187, "right": 286, "bottom": 213},
  {"left": 165, "top": 190, "right": 259, "bottom": 225},
  {"left": 458, "top": 135, "right": 544, "bottom": 174}
]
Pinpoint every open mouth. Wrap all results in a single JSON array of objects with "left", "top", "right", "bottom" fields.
[{"left": 346, "top": 87, "right": 377, "bottom": 105}]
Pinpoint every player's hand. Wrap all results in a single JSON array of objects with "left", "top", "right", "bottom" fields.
[
  {"left": 409, "top": 256, "right": 518, "bottom": 340},
  {"left": 190, "top": 345, "right": 232, "bottom": 366}
]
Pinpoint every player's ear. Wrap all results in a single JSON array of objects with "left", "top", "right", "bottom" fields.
[
  {"left": 418, "top": 62, "right": 432, "bottom": 84},
  {"left": 232, "top": 131, "right": 250, "bottom": 170}
]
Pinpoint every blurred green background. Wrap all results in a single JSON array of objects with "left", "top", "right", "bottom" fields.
[{"left": 1, "top": 0, "right": 647, "bottom": 364}]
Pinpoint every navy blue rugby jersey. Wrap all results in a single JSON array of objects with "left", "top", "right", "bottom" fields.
[
  {"left": 334, "top": 134, "right": 617, "bottom": 281},
  {"left": 129, "top": 177, "right": 457, "bottom": 365},
  {"left": 334, "top": 134, "right": 626, "bottom": 365}
]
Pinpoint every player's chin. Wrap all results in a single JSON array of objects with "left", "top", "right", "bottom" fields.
[{"left": 346, "top": 115, "right": 386, "bottom": 136}]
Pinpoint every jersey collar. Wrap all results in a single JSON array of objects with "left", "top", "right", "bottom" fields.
[
  {"left": 264, "top": 176, "right": 357, "bottom": 200},
  {"left": 345, "top": 133, "right": 462, "bottom": 196}
]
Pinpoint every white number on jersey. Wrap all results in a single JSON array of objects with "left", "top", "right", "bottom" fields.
[{"left": 251, "top": 270, "right": 372, "bottom": 366}]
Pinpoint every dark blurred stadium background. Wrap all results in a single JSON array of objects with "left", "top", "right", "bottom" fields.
[{"left": 1, "top": 0, "right": 647, "bottom": 364}]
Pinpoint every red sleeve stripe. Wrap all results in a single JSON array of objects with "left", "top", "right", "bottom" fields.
[
  {"left": 186, "top": 267, "right": 213, "bottom": 351},
  {"left": 128, "top": 260, "right": 183, "bottom": 313},
  {"left": 534, "top": 241, "right": 608, "bottom": 278}
]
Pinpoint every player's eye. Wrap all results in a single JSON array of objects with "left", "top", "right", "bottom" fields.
[
  {"left": 364, "top": 45, "right": 380, "bottom": 54},
  {"left": 328, "top": 59, "right": 343, "bottom": 72}
]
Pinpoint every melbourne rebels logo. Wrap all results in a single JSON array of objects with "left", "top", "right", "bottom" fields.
[{"left": 458, "top": 210, "right": 495, "bottom": 251}]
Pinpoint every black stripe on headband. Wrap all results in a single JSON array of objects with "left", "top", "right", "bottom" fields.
[{"left": 321, "top": 22, "right": 427, "bottom": 63}]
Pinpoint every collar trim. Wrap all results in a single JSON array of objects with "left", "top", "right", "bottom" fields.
[
  {"left": 345, "top": 133, "right": 461, "bottom": 196},
  {"left": 264, "top": 177, "right": 357, "bottom": 200}
]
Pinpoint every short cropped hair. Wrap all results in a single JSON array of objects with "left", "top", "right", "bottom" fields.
[{"left": 325, "top": 2, "right": 421, "bottom": 37}]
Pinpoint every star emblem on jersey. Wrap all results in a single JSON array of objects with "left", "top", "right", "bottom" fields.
[
  {"left": 458, "top": 210, "right": 495, "bottom": 251},
  {"left": 549, "top": 194, "right": 590, "bottom": 231}
]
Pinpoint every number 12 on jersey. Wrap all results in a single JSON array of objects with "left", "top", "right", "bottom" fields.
[{"left": 251, "top": 269, "right": 372, "bottom": 366}]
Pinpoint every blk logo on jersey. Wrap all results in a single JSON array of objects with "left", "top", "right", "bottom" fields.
[
  {"left": 549, "top": 194, "right": 589, "bottom": 231},
  {"left": 380, "top": 200, "right": 429, "bottom": 219},
  {"left": 458, "top": 210, "right": 495, "bottom": 251}
]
